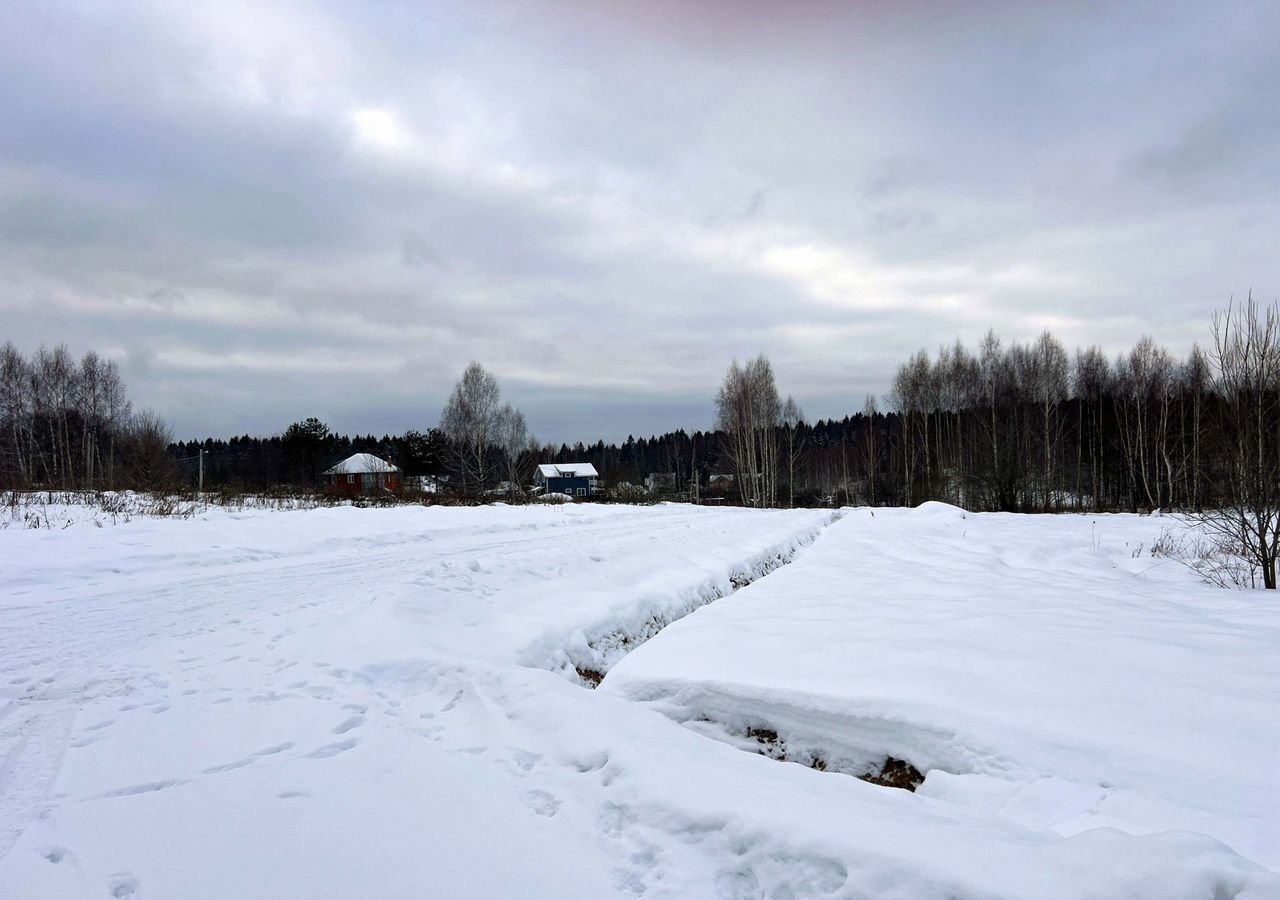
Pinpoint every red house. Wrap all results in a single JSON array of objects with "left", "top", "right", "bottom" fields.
[{"left": 322, "top": 453, "right": 402, "bottom": 497}]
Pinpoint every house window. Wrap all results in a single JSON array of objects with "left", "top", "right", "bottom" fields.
[{"left": 347, "top": 474, "right": 356, "bottom": 484}]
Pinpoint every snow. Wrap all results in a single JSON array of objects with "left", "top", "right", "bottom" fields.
[
  {"left": 604, "top": 505, "right": 1280, "bottom": 896},
  {"left": 1, "top": 502, "right": 1277, "bottom": 899},
  {"left": 535, "top": 491, "right": 574, "bottom": 503},
  {"left": 537, "top": 462, "right": 598, "bottom": 478},
  {"left": 321, "top": 452, "right": 400, "bottom": 475}
]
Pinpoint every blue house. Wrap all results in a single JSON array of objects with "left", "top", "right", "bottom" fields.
[{"left": 535, "top": 463, "right": 599, "bottom": 497}]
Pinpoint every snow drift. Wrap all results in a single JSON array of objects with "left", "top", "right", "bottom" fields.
[{"left": 1, "top": 502, "right": 1276, "bottom": 899}]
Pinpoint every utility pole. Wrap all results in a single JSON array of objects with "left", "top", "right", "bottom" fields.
[{"left": 198, "top": 448, "right": 204, "bottom": 495}]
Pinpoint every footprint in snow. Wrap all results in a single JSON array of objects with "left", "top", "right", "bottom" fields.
[
  {"left": 101, "top": 779, "right": 186, "bottom": 797},
  {"left": 108, "top": 874, "right": 140, "bottom": 898},
  {"left": 571, "top": 752, "right": 609, "bottom": 773},
  {"left": 255, "top": 742, "right": 294, "bottom": 756},
  {"left": 331, "top": 715, "right": 364, "bottom": 735},
  {"left": 510, "top": 749, "right": 542, "bottom": 773},
  {"left": 202, "top": 758, "right": 254, "bottom": 775},
  {"left": 525, "top": 790, "right": 560, "bottom": 817},
  {"left": 306, "top": 738, "right": 358, "bottom": 759},
  {"left": 714, "top": 867, "right": 762, "bottom": 898}
]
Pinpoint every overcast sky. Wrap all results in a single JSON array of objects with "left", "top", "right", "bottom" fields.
[{"left": 2, "top": 1, "right": 1277, "bottom": 442}]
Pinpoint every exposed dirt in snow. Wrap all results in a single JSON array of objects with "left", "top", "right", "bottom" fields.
[
  {"left": 702, "top": 721, "right": 928, "bottom": 791},
  {"left": 861, "top": 757, "right": 926, "bottom": 791},
  {"left": 575, "top": 666, "right": 605, "bottom": 687}
]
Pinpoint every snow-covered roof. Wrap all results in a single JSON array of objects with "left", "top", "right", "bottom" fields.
[
  {"left": 537, "top": 463, "right": 598, "bottom": 478},
  {"left": 323, "top": 453, "right": 401, "bottom": 475}
]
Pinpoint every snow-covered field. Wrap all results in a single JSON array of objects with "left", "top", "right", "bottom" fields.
[{"left": 1, "top": 502, "right": 1276, "bottom": 899}]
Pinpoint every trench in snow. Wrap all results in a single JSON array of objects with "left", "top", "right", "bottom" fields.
[
  {"left": 563, "top": 512, "right": 844, "bottom": 689},
  {"left": 544, "top": 510, "right": 934, "bottom": 793}
]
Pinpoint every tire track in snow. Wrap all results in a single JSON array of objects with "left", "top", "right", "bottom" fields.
[
  {"left": 0, "top": 506, "right": 731, "bottom": 684},
  {"left": 0, "top": 687, "right": 77, "bottom": 862}
]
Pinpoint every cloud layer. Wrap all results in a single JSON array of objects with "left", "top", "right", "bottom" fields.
[{"left": 2, "top": 1, "right": 1277, "bottom": 441}]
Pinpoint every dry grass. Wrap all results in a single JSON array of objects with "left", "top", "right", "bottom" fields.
[
  {"left": 1151, "top": 524, "right": 1263, "bottom": 590},
  {"left": 0, "top": 487, "right": 644, "bottom": 529}
]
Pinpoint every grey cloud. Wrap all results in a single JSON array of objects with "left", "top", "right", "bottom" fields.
[
  {"left": 870, "top": 207, "right": 937, "bottom": 234},
  {"left": 400, "top": 232, "right": 443, "bottom": 270},
  {"left": 1124, "top": 99, "right": 1280, "bottom": 197},
  {"left": 1, "top": 1, "right": 1277, "bottom": 442},
  {"left": 864, "top": 157, "right": 930, "bottom": 200}
]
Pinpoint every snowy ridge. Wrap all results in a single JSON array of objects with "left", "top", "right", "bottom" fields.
[
  {"left": 604, "top": 507, "right": 1280, "bottom": 895},
  {"left": 531, "top": 511, "right": 842, "bottom": 685}
]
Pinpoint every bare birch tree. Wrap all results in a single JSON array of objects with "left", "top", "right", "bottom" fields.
[
  {"left": 781, "top": 395, "right": 804, "bottom": 508},
  {"left": 1199, "top": 296, "right": 1280, "bottom": 589},
  {"left": 1030, "top": 330, "right": 1070, "bottom": 510},
  {"left": 439, "top": 362, "right": 502, "bottom": 493},
  {"left": 495, "top": 403, "right": 535, "bottom": 498},
  {"left": 0, "top": 343, "right": 30, "bottom": 486},
  {"left": 861, "top": 394, "right": 879, "bottom": 506},
  {"left": 715, "top": 355, "right": 782, "bottom": 507}
]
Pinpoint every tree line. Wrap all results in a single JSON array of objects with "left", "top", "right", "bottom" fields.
[
  {"left": 875, "top": 301, "right": 1276, "bottom": 525},
  {"left": 4, "top": 299, "right": 1275, "bottom": 586},
  {"left": 700, "top": 298, "right": 1277, "bottom": 587},
  {"left": 0, "top": 342, "right": 176, "bottom": 491},
  {"left": 169, "top": 422, "right": 450, "bottom": 490}
]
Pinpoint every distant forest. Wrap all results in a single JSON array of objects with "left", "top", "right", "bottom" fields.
[
  {"left": 5, "top": 299, "right": 1278, "bottom": 520},
  {"left": 165, "top": 418, "right": 873, "bottom": 503},
  {"left": 170, "top": 300, "right": 1278, "bottom": 526}
]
